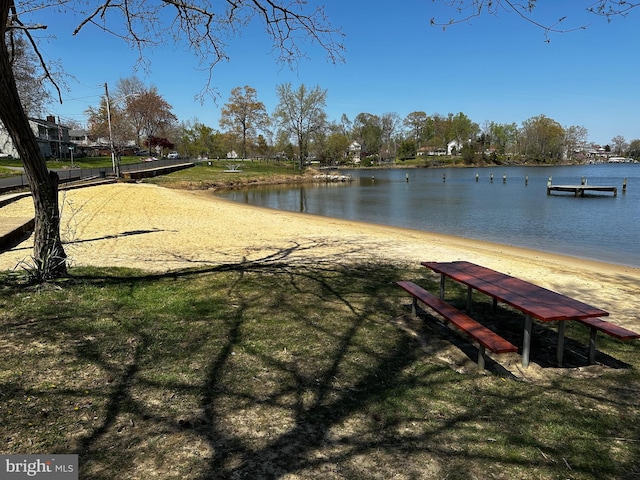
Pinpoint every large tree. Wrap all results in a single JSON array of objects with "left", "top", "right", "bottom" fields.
[
  {"left": 0, "top": 0, "right": 343, "bottom": 281},
  {"left": 380, "top": 112, "right": 401, "bottom": 160},
  {"left": 610, "top": 135, "right": 628, "bottom": 156},
  {"left": 352, "top": 113, "right": 382, "bottom": 158},
  {"left": 1, "top": 1, "right": 67, "bottom": 278},
  {"left": 563, "top": 125, "right": 589, "bottom": 160},
  {"left": 627, "top": 139, "right": 640, "bottom": 159},
  {"left": 219, "top": 86, "right": 269, "bottom": 159},
  {"left": 520, "top": 114, "right": 565, "bottom": 161},
  {"left": 403, "top": 111, "right": 429, "bottom": 149},
  {"left": 131, "top": 89, "right": 177, "bottom": 156},
  {"left": 273, "top": 83, "right": 328, "bottom": 169},
  {"left": 179, "top": 120, "right": 227, "bottom": 159},
  {"left": 447, "top": 112, "right": 479, "bottom": 145}
]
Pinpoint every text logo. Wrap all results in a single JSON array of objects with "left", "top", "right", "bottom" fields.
[{"left": 1, "top": 455, "right": 78, "bottom": 479}]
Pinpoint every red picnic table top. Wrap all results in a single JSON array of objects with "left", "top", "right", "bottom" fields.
[{"left": 421, "top": 261, "right": 608, "bottom": 321}]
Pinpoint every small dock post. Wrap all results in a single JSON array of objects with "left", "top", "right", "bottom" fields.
[{"left": 623, "top": 178, "right": 627, "bottom": 193}]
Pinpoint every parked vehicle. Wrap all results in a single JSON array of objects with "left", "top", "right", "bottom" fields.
[{"left": 167, "top": 151, "right": 180, "bottom": 159}]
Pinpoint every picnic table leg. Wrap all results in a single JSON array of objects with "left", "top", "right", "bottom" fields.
[
  {"left": 522, "top": 315, "right": 533, "bottom": 367},
  {"left": 477, "top": 345, "right": 486, "bottom": 372},
  {"left": 492, "top": 297, "right": 497, "bottom": 317},
  {"left": 556, "top": 320, "right": 566, "bottom": 367},
  {"left": 588, "top": 328, "right": 598, "bottom": 364},
  {"left": 466, "top": 286, "right": 473, "bottom": 314},
  {"left": 439, "top": 274, "right": 446, "bottom": 300}
]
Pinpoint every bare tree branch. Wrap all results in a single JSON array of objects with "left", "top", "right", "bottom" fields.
[
  {"left": 431, "top": 0, "right": 637, "bottom": 40},
  {"left": 7, "top": 0, "right": 62, "bottom": 102},
  {"left": 63, "top": 1, "right": 343, "bottom": 100}
]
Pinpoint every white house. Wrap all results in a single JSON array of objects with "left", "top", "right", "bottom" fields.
[
  {"left": 348, "top": 141, "right": 361, "bottom": 163},
  {"left": 447, "top": 139, "right": 463, "bottom": 156}
]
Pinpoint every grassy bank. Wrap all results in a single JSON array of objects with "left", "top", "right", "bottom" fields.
[
  {"left": 143, "top": 160, "right": 305, "bottom": 190},
  {"left": 1, "top": 262, "right": 638, "bottom": 479}
]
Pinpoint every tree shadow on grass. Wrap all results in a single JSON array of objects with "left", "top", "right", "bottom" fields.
[{"left": 1, "top": 245, "right": 639, "bottom": 479}]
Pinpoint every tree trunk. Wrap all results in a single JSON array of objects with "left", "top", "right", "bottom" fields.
[{"left": 1, "top": 3, "right": 67, "bottom": 279}]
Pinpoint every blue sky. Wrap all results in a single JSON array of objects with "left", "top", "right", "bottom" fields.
[{"left": 29, "top": 1, "right": 640, "bottom": 146}]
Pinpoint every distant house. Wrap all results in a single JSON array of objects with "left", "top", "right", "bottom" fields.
[
  {"left": 417, "top": 146, "right": 446, "bottom": 156},
  {"left": 447, "top": 139, "right": 463, "bottom": 156},
  {"left": 69, "top": 129, "right": 90, "bottom": 148},
  {"left": 0, "top": 115, "right": 73, "bottom": 159},
  {"left": 348, "top": 141, "right": 361, "bottom": 163},
  {"left": 68, "top": 129, "right": 109, "bottom": 157},
  {"left": 68, "top": 129, "right": 138, "bottom": 157}
]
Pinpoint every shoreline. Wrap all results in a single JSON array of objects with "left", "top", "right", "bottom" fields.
[
  {"left": 209, "top": 189, "right": 638, "bottom": 271},
  {"left": 201, "top": 189, "right": 637, "bottom": 274},
  {"left": 1, "top": 182, "right": 638, "bottom": 330},
  {"left": 211, "top": 164, "right": 640, "bottom": 269}
]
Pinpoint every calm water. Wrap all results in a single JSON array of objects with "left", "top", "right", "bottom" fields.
[{"left": 216, "top": 164, "right": 640, "bottom": 267}]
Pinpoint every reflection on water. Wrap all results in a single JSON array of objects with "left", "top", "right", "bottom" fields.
[{"left": 216, "top": 164, "right": 640, "bottom": 267}]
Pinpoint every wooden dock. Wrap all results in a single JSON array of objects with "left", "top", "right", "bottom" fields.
[{"left": 547, "top": 185, "right": 618, "bottom": 197}]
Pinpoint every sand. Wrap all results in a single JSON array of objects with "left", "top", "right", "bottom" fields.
[{"left": 1, "top": 182, "right": 639, "bottom": 331}]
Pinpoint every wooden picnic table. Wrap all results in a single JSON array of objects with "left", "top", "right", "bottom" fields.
[{"left": 421, "top": 261, "right": 609, "bottom": 367}]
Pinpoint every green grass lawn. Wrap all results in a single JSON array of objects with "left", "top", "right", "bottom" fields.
[
  {"left": 0, "top": 156, "right": 309, "bottom": 189},
  {"left": 1, "top": 262, "right": 638, "bottom": 479},
  {"left": 143, "top": 160, "right": 307, "bottom": 189},
  {"left": 0, "top": 166, "right": 18, "bottom": 178},
  {"left": 0, "top": 156, "right": 172, "bottom": 172}
]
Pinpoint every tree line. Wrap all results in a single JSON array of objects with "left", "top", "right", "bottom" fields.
[{"left": 94, "top": 79, "right": 637, "bottom": 167}]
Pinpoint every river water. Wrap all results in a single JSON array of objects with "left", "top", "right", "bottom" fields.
[{"left": 215, "top": 164, "right": 640, "bottom": 268}]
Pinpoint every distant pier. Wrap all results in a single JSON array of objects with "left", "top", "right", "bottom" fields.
[{"left": 547, "top": 185, "right": 618, "bottom": 197}]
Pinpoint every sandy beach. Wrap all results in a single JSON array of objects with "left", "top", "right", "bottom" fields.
[{"left": 1, "top": 182, "right": 639, "bottom": 331}]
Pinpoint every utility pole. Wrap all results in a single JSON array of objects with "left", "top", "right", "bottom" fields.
[{"left": 105, "top": 82, "right": 119, "bottom": 177}]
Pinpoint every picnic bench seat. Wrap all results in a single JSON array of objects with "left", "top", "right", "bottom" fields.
[
  {"left": 575, "top": 318, "right": 640, "bottom": 364},
  {"left": 396, "top": 281, "right": 518, "bottom": 371}
]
